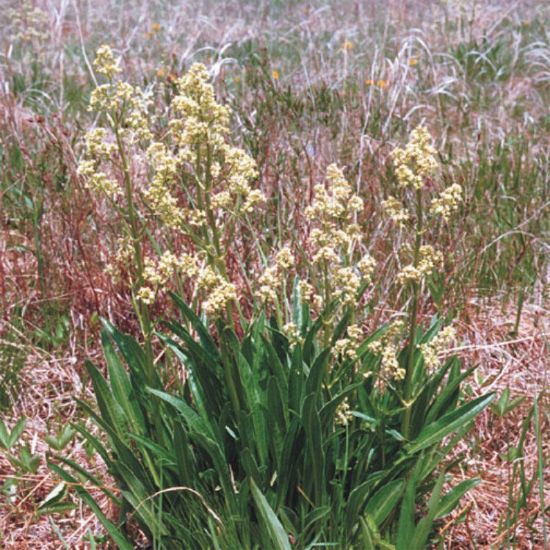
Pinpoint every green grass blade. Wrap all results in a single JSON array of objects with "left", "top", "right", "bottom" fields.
[
  {"left": 406, "top": 393, "right": 495, "bottom": 454},
  {"left": 250, "top": 477, "right": 292, "bottom": 550}
]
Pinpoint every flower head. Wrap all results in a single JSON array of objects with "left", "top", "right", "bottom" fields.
[{"left": 93, "top": 45, "right": 121, "bottom": 79}]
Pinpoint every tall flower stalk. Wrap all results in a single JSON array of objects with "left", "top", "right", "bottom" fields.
[
  {"left": 382, "top": 125, "right": 463, "bottom": 439},
  {"left": 78, "top": 47, "right": 265, "bottom": 331}
]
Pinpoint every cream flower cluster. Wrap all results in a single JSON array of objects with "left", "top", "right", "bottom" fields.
[
  {"left": 333, "top": 324, "right": 364, "bottom": 360},
  {"left": 430, "top": 183, "right": 463, "bottom": 221},
  {"left": 81, "top": 48, "right": 268, "bottom": 317},
  {"left": 282, "top": 322, "right": 303, "bottom": 346},
  {"left": 392, "top": 125, "right": 438, "bottom": 189},
  {"left": 168, "top": 64, "right": 265, "bottom": 217},
  {"left": 199, "top": 268, "right": 237, "bottom": 316},
  {"left": 381, "top": 196, "right": 409, "bottom": 224},
  {"left": 77, "top": 127, "right": 121, "bottom": 198},
  {"left": 78, "top": 46, "right": 154, "bottom": 199},
  {"left": 335, "top": 398, "right": 354, "bottom": 426},
  {"left": 386, "top": 126, "right": 463, "bottom": 288},
  {"left": 304, "top": 164, "right": 374, "bottom": 308},
  {"left": 93, "top": 45, "right": 122, "bottom": 79},
  {"left": 89, "top": 82, "right": 153, "bottom": 143},
  {"left": 143, "top": 143, "right": 182, "bottom": 228},
  {"left": 255, "top": 247, "right": 295, "bottom": 304},
  {"left": 256, "top": 165, "right": 375, "bottom": 317},
  {"left": 419, "top": 326, "right": 456, "bottom": 372},
  {"left": 367, "top": 320, "right": 406, "bottom": 381},
  {"left": 171, "top": 63, "right": 230, "bottom": 150},
  {"left": 138, "top": 252, "right": 235, "bottom": 316},
  {"left": 397, "top": 245, "right": 443, "bottom": 285},
  {"left": 138, "top": 251, "right": 198, "bottom": 305}
]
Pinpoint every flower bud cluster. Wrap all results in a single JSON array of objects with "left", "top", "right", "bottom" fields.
[
  {"left": 171, "top": 63, "right": 230, "bottom": 149},
  {"left": 303, "top": 164, "right": 375, "bottom": 309},
  {"left": 81, "top": 49, "right": 268, "bottom": 317},
  {"left": 335, "top": 398, "right": 354, "bottom": 426},
  {"left": 169, "top": 64, "right": 265, "bottom": 219},
  {"left": 78, "top": 47, "right": 155, "bottom": 201},
  {"left": 397, "top": 245, "right": 443, "bottom": 285},
  {"left": 386, "top": 126, "right": 462, "bottom": 292},
  {"left": 93, "top": 45, "right": 122, "bottom": 79},
  {"left": 143, "top": 143, "right": 182, "bottom": 228},
  {"left": 333, "top": 323, "right": 364, "bottom": 360},
  {"left": 195, "top": 266, "right": 237, "bottom": 316},
  {"left": 77, "top": 160, "right": 119, "bottom": 198},
  {"left": 430, "top": 183, "right": 463, "bottom": 221},
  {"left": 367, "top": 320, "right": 406, "bottom": 381},
  {"left": 138, "top": 252, "right": 199, "bottom": 304},
  {"left": 255, "top": 247, "right": 295, "bottom": 304},
  {"left": 392, "top": 125, "right": 438, "bottom": 189},
  {"left": 282, "top": 322, "right": 303, "bottom": 346},
  {"left": 419, "top": 326, "right": 456, "bottom": 372},
  {"left": 381, "top": 196, "right": 409, "bottom": 224}
]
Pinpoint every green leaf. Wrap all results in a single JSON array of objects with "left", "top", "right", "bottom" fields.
[
  {"left": 169, "top": 292, "right": 219, "bottom": 357},
  {"left": 305, "top": 348, "right": 331, "bottom": 397},
  {"left": 359, "top": 517, "right": 376, "bottom": 550},
  {"left": 250, "top": 478, "right": 292, "bottom": 550},
  {"left": 38, "top": 482, "right": 69, "bottom": 511},
  {"left": 396, "top": 469, "right": 417, "bottom": 550},
  {"left": 365, "top": 480, "right": 404, "bottom": 527},
  {"left": 435, "top": 478, "right": 480, "bottom": 519},
  {"left": 276, "top": 419, "right": 303, "bottom": 507},
  {"left": 84, "top": 360, "right": 127, "bottom": 439},
  {"left": 49, "top": 463, "right": 133, "bottom": 550},
  {"left": 425, "top": 363, "right": 476, "bottom": 425},
  {"left": 101, "top": 330, "right": 146, "bottom": 434},
  {"left": 410, "top": 471, "right": 445, "bottom": 548},
  {"left": 0, "top": 418, "right": 9, "bottom": 448},
  {"left": 302, "top": 393, "right": 325, "bottom": 505},
  {"left": 9, "top": 418, "right": 26, "bottom": 448},
  {"left": 406, "top": 393, "right": 495, "bottom": 454}
]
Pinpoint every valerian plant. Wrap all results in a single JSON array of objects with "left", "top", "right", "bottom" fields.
[
  {"left": 78, "top": 46, "right": 265, "bottom": 335},
  {"left": 53, "top": 46, "right": 493, "bottom": 550}
]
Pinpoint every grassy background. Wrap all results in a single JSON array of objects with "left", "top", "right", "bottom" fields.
[{"left": 0, "top": 0, "right": 548, "bottom": 547}]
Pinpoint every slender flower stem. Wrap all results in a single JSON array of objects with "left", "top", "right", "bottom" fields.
[
  {"left": 322, "top": 259, "right": 331, "bottom": 348},
  {"left": 113, "top": 120, "right": 154, "bottom": 367},
  {"left": 402, "top": 188, "right": 423, "bottom": 440}
]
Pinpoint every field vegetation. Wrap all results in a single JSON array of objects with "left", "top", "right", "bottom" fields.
[{"left": 0, "top": 0, "right": 548, "bottom": 548}]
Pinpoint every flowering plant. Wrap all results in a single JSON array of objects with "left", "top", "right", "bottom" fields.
[{"left": 53, "top": 47, "right": 493, "bottom": 550}]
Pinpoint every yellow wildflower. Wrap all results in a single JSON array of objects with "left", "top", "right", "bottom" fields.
[
  {"left": 419, "top": 326, "right": 456, "bottom": 372},
  {"left": 137, "top": 286, "right": 156, "bottom": 305},
  {"left": 382, "top": 196, "right": 410, "bottom": 224},
  {"left": 93, "top": 45, "right": 121, "bottom": 79},
  {"left": 392, "top": 126, "right": 438, "bottom": 189},
  {"left": 430, "top": 183, "right": 463, "bottom": 221}
]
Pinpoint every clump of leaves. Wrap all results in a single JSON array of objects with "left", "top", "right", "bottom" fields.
[{"left": 51, "top": 292, "right": 493, "bottom": 549}]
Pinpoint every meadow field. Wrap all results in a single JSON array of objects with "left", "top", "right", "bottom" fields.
[{"left": 0, "top": 0, "right": 548, "bottom": 548}]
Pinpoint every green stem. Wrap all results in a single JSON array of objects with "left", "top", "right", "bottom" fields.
[
  {"left": 402, "top": 188, "right": 423, "bottom": 440},
  {"left": 113, "top": 120, "right": 154, "bottom": 367},
  {"left": 201, "top": 143, "right": 235, "bottom": 329},
  {"left": 322, "top": 259, "right": 331, "bottom": 348}
]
